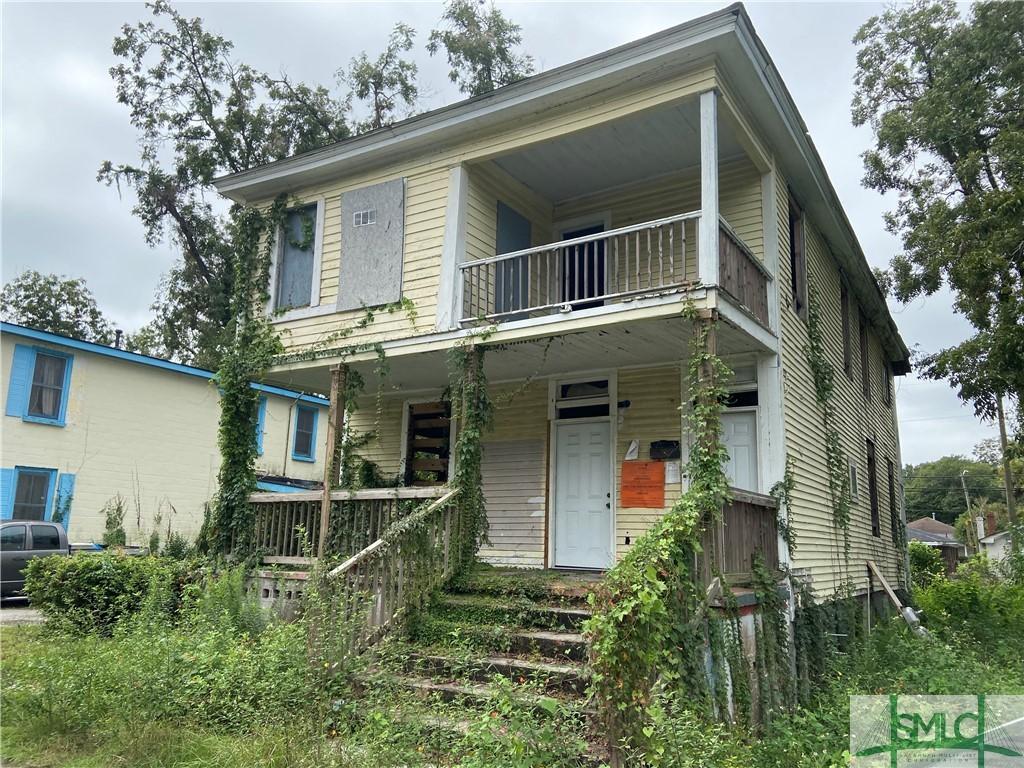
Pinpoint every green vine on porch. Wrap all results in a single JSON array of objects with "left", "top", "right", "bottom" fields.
[
  {"left": 804, "top": 287, "right": 852, "bottom": 553},
  {"left": 770, "top": 455, "right": 797, "bottom": 555},
  {"left": 448, "top": 342, "right": 494, "bottom": 571},
  {"left": 584, "top": 305, "right": 733, "bottom": 755}
]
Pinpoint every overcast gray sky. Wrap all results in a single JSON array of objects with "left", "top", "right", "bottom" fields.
[{"left": 1, "top": 0, "right": 999, "bottom": 465}]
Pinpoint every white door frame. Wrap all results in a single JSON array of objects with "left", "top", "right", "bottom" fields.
[{"left": 546, "top": 371, "right": 617, "bottom": 569}]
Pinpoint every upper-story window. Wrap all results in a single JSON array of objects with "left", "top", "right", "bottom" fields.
[
  {"left": 6, "top": 345, "right": 73, "bottom": 427},
  {"left": 882, "top": 359, "right": 892, "bottom": 407},
  {"left": 274, "top": 204, "right": 320, "bottom": 312},
  {"left": 859, "top": 312, "right": 871, "bottom": 401},
  {"left": 840, "top": 280, "right": 853, "bottom": 378},
  {"left": 292, "top": 404, "right": 317, "bottom": 462},
  {"left": 787, "top": 194, "right": 807, "bottom": 321},
  {"left": 255, "top": 396, "right": 267, "bottom": 456}
]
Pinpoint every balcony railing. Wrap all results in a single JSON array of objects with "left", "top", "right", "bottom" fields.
[
  {"left": 718, "top": 218, "right": 771, "bottom": 327},
  {"left": 697, "top": 488, "right": 780, "bottom": 583},
  {"left": 459, "top": 211, "right": 701, "bottom": 324},
  {"left": 243, "top": 486, "right": 449, "bottom": 564}
]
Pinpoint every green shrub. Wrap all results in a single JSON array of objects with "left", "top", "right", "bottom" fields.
[
  {"left": 23, "top": 552, "right": 197, "bottom": 634},
  {"left": 907, "top": 540, "right": 945, "bottom": 589}
]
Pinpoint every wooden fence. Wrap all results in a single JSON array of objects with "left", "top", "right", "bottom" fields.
[
  {"left": 698, "top": 488, "right": 780, "bottom": 584},
  {"left": 245, "top": 487, "right": 450, "bottom": 564}
]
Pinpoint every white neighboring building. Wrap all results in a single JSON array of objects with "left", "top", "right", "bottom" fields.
[{"left": 1, "top": 322, "right": 328, "bottom": 544}]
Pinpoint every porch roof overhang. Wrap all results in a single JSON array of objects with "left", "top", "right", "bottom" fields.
[
  {"left": 213, "top": 2, "right": 910, "bottom": 373},
  {"left": 262, "top": 291, "right": 773, "bottom": 395}
]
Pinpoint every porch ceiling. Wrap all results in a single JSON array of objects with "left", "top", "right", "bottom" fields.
[
  {"left": 264, "top": 313, "right": 765, "bottom": 397},
  {"left": 489, "top": 99, "right": 746, "bottom": 202}
]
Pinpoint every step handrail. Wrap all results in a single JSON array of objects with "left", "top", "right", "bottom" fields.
[{"left": 327, "top": 488, "right": 460, "bottom": 579}]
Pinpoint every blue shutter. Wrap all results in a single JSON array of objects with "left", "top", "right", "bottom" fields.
[
  {"left": 55, "top": 473, "right": 76, "bottom": 529},
  {"left": 5, "top": 345, "right": 34, "bottom": 417},
  {"left": 256, "top": 397, "right": 267, "bottom": 456},
  {"left": 0, "top": 468, "right": 15, "bottom": 520}
]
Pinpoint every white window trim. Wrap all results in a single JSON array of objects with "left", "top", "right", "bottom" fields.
[{"left": 266, "top": 197, "right": 326, "bottom": 323}]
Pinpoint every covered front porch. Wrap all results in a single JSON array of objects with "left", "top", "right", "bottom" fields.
[{"left": 254, "top": 311, "right": 783, "bottom": 580}]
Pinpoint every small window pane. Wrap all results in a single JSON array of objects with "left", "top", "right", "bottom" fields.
[
  {"left": 1, "top": 526, "right": 26, "bottom": 552},
  {"left": 724, "top": 390, "right": 758, "bottom": 408},
  {"left": 31, "top": 525, "right": 61, "bottom": 550},
  {"left": 558, "top": 380, "right": 608, "bottom": 400},
  {"left": 13, "top": 471, "right": 50, "bottom": 520},
  {"left": 294, "top": 407, "right": 315, "bottom": 458},
  {"left": 28, "top": 353, "right": 67, "bottom": 420},
  {"left": 275, "top": 205, "right": 317, "bottom": 311}
]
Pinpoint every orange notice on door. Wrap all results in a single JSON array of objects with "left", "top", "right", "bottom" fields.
[{"left": 620, "top": 460, "right": 665, "bottom": 508}]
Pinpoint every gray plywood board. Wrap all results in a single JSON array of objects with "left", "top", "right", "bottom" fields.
[{"left": 338, "top": 178, "right": 405, "bottom": 311}]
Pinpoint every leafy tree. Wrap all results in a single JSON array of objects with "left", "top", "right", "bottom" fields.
[
  {"left": 428, "top": 0, "right": 534, "bottom": 97},
  {"left": 1, "top": 270, "right": 114, "bottom": 344},
  {"left": 904, "top": 455, "right": 1002, "bottom": 524},
  {"left": 99, "top": 0, "right": 349, "bottom": 368},
  {"left": 851, "top": 1, "right": 1024, "bottom": 432},
  {"left": 344, "top": 23, "right": 418, "bottom": 132}
]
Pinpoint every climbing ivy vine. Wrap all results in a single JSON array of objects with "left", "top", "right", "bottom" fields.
[
  {"left": 448, "top": 342, "right": 493, "bottom": 570},
  {"left": 804, "top": 287, "right": 852, "bottom": 553},
  {"left": 205, "top": 199, "right": 290, "bottom": 556},
  {"left": 584, "top": 307, "right": 733, "bottom": 755},
  {"left": 770, "top": 455, "right": 797, "bottom": 555}
]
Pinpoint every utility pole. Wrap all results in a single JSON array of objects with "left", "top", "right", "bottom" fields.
[
  {"left": 960, "top": 469, "right": 972, "bottom": 514},
  {"left": 996, "top": 395, "right": 1019, "bottom": 549}
]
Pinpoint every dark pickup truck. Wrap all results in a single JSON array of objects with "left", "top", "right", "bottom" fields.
[{"left": 0, "top": 520, "right": 70, "bottom": 599}]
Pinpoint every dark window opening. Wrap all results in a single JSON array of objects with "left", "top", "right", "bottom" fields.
[
  {"left": 882, "top": 359, "right": 892, "bottom": 407},
  {"left": 560, "top": 224, "right": 606, "bottom": 309},
  {"left": 28, "top": 352, "right": 67, "bottom": 421},
  {"left": 404, "top": 401, "right": 451, "bottom": 486},
  {"left": 788, "top": 195, "right": 807, "bottom": 320},
  {"left": 724, "top": 390, "right": 759, "bottom": 408},
  {"left": 556, "top": 403, "right": 610, "bottom": 419},
  {"left": 867, "top": 440, "right": 880, "bottom": 537},
  {"left": 293, "top": 405, "right": 316, "bottom": 459},
  {"left": 13, "top": 470, "right": 51, "bottom": 521}
]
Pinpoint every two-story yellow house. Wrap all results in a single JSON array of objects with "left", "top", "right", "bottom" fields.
[{"left": 215, "top": 4, "right": 910, "bottom": 596}]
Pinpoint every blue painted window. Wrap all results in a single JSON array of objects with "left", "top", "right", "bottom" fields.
[
  {"left": 275, "top": 205, "right": 317, "bottom": 311},
  {"left": 5, "top": 345, "right": 73, "bottom": 426},
  {"left": 10, "top": 467, "right": 57, "bottom": 521},
  {"left": 292, "top": 404, "right": 317, "bottom": 462},
  {"left": 255, "top": 396, "right": 267, "bottom": 456}
]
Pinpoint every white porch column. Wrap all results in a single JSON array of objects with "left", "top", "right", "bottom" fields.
[
  {"left": 699, "top": 89, "right": 720, "bottom": 286},
  {"left": 436, "top": 164, "right": 469, "bottom": 331}
]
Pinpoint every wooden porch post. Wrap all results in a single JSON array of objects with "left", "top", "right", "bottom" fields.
[
  {"left": 318, "top": 364, "right": 347, "bottom": 558},
  {"left": 699, "top": 89, "right": 720, "bottom": 286}
]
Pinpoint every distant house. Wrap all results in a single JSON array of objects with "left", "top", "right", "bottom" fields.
[
  {"left": 1, "top": 323, "right": 327, "bottom": 543},
  {"left": 979, "top": 530, "right": 1011, "bottom": 563},
  {"left": 907, "top": 517, "right": 966, "bottom": 575}
]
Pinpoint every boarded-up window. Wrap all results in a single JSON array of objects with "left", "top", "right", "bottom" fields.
[
  {"left": 338, "top": 178, "right": 405, "bottom": 311},
  {"left": 275, "top": 204, "right": 317, "bottom": 311},
  {"left": 404, "top": 401, "right": 451, "bottom": 486},
  {"left": 841, "top": 280, "right": 852, "bottom": 377},
  {"left": 788, "top": 195, "right": 807, "bottom": 320},
  {"left": 860, "top": 312, "right": 871, "bottom": 401},
  {"left": 494, "top": 202, "right": 531, "bottom": 315}
]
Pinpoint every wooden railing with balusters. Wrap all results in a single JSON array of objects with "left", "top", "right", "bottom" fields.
[
  {"left": 697, "top": 488, "right": 780, "bottom": 584},
  {"left": 325, "top": 488, "right": 462, "bottom": 653},
  {"left": 459, "top": 211, "right": 701, "bottom": 324},
  {"left": 243, "top": 486, "right": 449, "bottom": 565}
]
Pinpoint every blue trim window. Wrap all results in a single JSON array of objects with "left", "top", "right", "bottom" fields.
[
  {"left": 11, "top": 467, "right": 57, "bottom": 521},
  {"left": 255, "top": 396, "right": 267, "bottom": 456},
  {"left": 292, "top": 404, "right": 317, "bottom": 462},
  {"left": 6, "top": 345, "right": 73, "bottom": 426}
]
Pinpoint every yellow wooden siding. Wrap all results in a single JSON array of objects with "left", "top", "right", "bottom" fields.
[
  {"left": 614, "top": 366, "right": 683, "bottom": 559},
  {"left": 266, "top": 65, "right": 718, "bottom": 356},
  {"left": 344, "top": 394, "right": 408, "bottom": 481},
  {"left": 774, "top": 171, "right": 903, "bottom": 597}
]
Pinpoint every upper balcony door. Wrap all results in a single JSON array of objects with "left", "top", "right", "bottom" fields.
[
  {"left": 560, "top": 224, "right": 606, "bottom": 310},
  {"left": 495, "top": 202, "right": 531, "bottom": 316}
]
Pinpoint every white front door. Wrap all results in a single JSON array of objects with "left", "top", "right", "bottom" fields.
[
  {"left": 554, "top": 420, "right": 612, "bottom": 569},
  {"left": 722, "top": 410, "right": 758, "bottom": 491}
]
